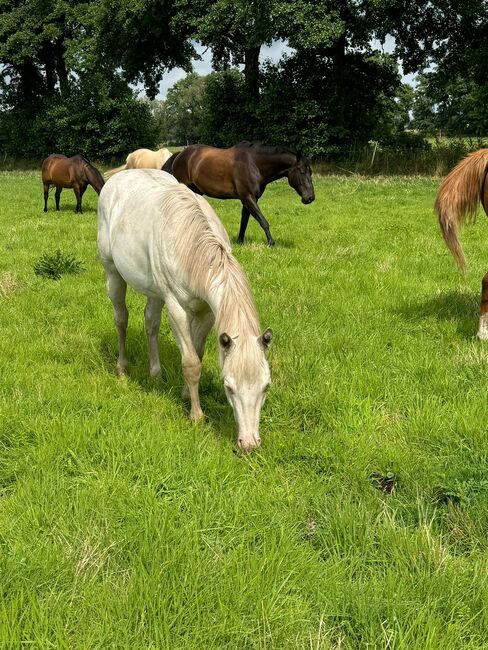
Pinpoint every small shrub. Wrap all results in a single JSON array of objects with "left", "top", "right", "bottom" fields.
[{"left": 34, "top": 250, "right": 85, "bottom": 280}]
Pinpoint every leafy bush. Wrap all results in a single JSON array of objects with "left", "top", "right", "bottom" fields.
[{"left": 34, "top": 250, "right": 85, "bottom": 280}]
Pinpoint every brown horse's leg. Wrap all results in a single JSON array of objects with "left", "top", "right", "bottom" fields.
[
  {"left": 73, "top": 184, "right": 81, "bottom": 213},
  {"left": 478, "top": 272, "right": 488, "bottom": 340},
  {"left": 243, "top": 196, "right": 275, "bottom": 246},
  {"left": 43, "top": 184, "right": 49, "bottom": 212},
  {"left": 55, "top": 186, "right": 62, "bottom": 211},
  {"left": 78, "top": 185, "right": 87, "bottom": 214},
  {"left": 237, "top": 206, "right": 250, "bottom": 244}
]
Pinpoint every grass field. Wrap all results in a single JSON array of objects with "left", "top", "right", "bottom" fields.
[{"left": 1, "top": 171, "right": 488, "bottom": 648}]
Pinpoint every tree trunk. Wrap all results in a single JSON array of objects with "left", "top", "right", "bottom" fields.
[
  {"left": 329, "top": 33, "right": 347, "bottom": 133},
  {"left": 244, "top": 45, "right": 261, "bottom": 102},
  {"left": 54, "top": 37, "right": 69, "bottom": 96},
  {"left": 41, "top": 45, "right": 56, "bottom": 96}
]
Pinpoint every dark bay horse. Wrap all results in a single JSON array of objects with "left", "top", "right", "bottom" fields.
[
  {"left": 42, "top": 154, "right": 105, "bottom": 214},
  {"left": 162, "top": 142, "right": 315, "bottom": 245}
]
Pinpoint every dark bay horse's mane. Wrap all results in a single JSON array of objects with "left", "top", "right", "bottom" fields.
[
  {"left": 75, "top": 154, "right": 91, "bottom": 165},
  {"left": 48, "top": 153, "right": 91, "bottom": 165},
  {"left": 235, "top": 141, "right": 298, "bottom": 157}
]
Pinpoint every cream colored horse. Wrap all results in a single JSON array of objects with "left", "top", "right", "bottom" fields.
[
  {"left": 104, "top": 148, "right": 173, "bottom": 180},
  {"left": 98, "top": 169, "right": 272, "bottom": 451}
]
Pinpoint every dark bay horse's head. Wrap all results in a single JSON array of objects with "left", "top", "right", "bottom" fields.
[{"left": 288, "top": 153, "right": 315, "bottom": 205}]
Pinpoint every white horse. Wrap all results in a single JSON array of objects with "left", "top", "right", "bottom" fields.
[
  {"left": 98, "top": 169, "right": 272, "bottom": 451},
  {"left": 104, "top": 148, "right": 173, "bottom": 180}
]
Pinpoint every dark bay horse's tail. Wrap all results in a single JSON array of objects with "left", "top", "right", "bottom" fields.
[
  {"left": 435, "top": 149, "right": 488, "bottom": 270},
  {"left": 162, "top": 152, "right": 179, "bottom": 174}
]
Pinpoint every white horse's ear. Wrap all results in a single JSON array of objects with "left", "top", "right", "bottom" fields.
[
  {"left": 219, "top": 332, "right": 233, "bottom": 352},
  {"left": 260, "top": 328, "right": 273, "bottom": 349}
]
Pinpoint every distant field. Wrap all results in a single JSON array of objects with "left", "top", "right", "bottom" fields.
[{"left": 2, "top": 171, "right": 488, "bottom": 648}]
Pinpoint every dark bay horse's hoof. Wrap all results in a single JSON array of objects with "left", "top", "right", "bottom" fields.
[
  {"left": 43, "top": 208, "right": 47, "bottom": 213},
  {"left": 268, "top": 240, "right": 275, "bottom": 247}
]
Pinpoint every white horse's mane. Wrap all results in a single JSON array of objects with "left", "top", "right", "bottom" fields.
[{"left": 160, "top": 185, "right": 262, "bottom": 343}]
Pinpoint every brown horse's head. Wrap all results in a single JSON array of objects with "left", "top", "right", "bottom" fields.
[{"left": 287, "top": 153, "right": 315, "bottom": 205}]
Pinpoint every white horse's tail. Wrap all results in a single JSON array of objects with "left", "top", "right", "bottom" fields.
[{"left": 104, "top": 164, "right": 126, "bottom": 180}]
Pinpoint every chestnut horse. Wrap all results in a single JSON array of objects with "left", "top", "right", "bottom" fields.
[
  {"left": 435, "top": 148, "right": 488, "bottom": 337},
  {"left": 42, "top": 154, "right": 104, "bottom": 214},
  {"left": 162, "top": 142, "right": 315, "bottom": 246}
]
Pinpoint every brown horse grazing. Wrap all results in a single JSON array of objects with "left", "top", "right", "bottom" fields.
[
  {"left": 162, "top": 142, "right": 315, "bottom": 245},
  {"left": 42, "top": 154, "right": 105, "bottom": 214},
  {"left": 435, "top": 148, "right": 488, "bottom": 338}
]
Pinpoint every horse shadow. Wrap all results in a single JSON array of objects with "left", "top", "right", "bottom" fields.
[
  {"left": 395, "top": 289, "right": 479, "bottom": 338},
  {"left": 231, "top": 235, "right": 296, "bottom": 249},
  {"left": 98, "top": 329, "right": 236, "bottom": 444}
]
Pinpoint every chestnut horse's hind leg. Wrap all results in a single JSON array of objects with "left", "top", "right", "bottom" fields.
[
  {"left": 478, "top": 272, "right": 488, "bottom": 339},
  {"left": 43, "top": 183, "right": 49, "bottom": 212},
  {"left": 55, "top": 186, "right": 62, "bottom": 211},
  {"left": 144, "top": 296, "right": 164, "bottom": 378},
  {"left": 242, "top": 195, "right": 275, "bottom": 246}
]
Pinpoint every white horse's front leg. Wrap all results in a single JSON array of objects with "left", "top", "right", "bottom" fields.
[
  {"left": 144, "top": 297, "right": 164, "bottom": 377},
  {"left": 166, "top": 296, "right": 204, "bottom": 422}
]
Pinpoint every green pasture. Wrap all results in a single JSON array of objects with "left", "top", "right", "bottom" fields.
[{"left": 2, "top": 171, "right": 488, "bottom": 649}]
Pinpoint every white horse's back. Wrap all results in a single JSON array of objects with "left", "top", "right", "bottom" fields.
[{"left": 98, "top": 169, "right": 230, "bottom": 298}]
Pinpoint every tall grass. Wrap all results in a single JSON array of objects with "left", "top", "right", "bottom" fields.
[
  {"left": 313, "top": 137, "right": 488, "bottom": 176},
  {"left": 4, "top": 137, "right": 487, "bottom": 176},
  {"left": 1, "top": 172, "right": 488, "bottom": 647}
]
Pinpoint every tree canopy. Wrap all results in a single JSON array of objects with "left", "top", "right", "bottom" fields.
[{"left": 1, "top": 0, "right": 487, "bottom": 159}]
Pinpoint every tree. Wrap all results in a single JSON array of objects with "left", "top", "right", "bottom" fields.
[
  {"left": 200, "top": 70, "right": 248, "bottom": 146},
  {"left": 256, "top": 49, "right": 401, "bottom": 155},
  {"left": 374, "top": 0, "right": 488, "bottom": 134},
  {"left": 0, "top": 0, "right": 188, "bottom": 158},
  {"left": 161, "top": 73, "right": 206, "bottom": 144}
]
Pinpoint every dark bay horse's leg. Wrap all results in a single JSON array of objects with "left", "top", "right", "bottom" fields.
[
  {"left": 78, "top": 185, "right": 87, "bottom": 213},
  {"left": 242, "top": 196, "right": 275, "bottom": 246},
  {"left": 43, "top": 184, "right": 49, "bottom": 212},
  {"left": 237, "top": 206, "right": 250, "bottom": 244},
  {"left": 73, "top": 184, "right": 87, "bottom": 213},
  {"left": 55, "top": 186, "right": 62, "bottom": 211},
  {"left": 73, "top": 184, "right": 81, "bottom": 213}
]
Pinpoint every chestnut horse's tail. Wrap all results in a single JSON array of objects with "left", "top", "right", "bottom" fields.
[
  {"left": 104, "top": 163, "right": 126, "bottom": 180},
  {"left": 435, "top": 149, "right": 488, "bottom": 270}
]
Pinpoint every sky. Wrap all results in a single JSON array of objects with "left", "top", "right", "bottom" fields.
[{"left": 154, "top": 38, "right": 416, "bottom": 100}]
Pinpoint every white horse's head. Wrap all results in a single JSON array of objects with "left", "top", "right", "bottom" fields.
[{"left": 219, "top": 329, "right": 272, "bottom": 451}]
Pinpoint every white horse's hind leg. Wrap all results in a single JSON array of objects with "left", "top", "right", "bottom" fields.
[
  {"left": 144, "top": 297, "right": 164, "bottom": 377},
  {"left": 106, "top": 268, "right": 129, "bottom": 375},
  {"left": 166, "top": 296, "right": 204, "bottom": 422}
]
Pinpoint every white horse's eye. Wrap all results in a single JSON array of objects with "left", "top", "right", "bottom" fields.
[{"left": 224, "top": 382, "right": 234, "bottom": 394}]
